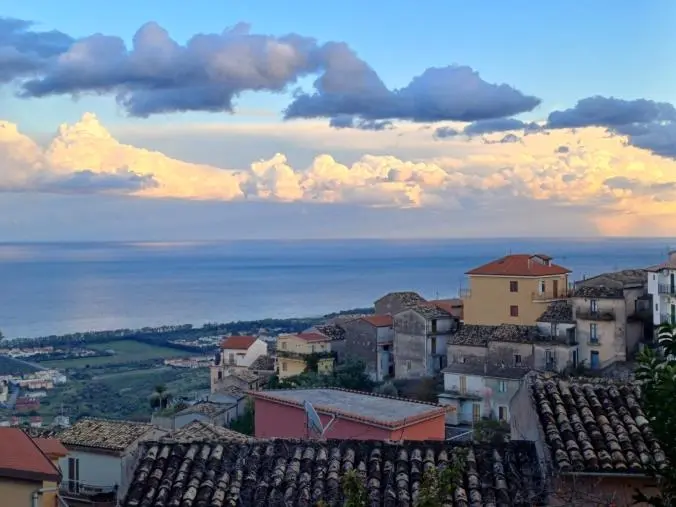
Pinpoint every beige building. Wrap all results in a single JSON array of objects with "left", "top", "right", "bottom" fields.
[
  {"left": 462, "top": 254, "right": 571, "bottom": 326},
  {"left": 276, "top": 333, "right": 336, "bottom": 378}
]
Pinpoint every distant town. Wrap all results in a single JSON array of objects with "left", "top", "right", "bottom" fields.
[{"left": 0, "top": 250, "right": 673, "bottom": 506}]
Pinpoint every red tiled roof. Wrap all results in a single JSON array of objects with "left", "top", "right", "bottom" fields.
[
  {"left": 0, "top": 428, "right": 60, "bottom": 482},
  {"left": 220, "top": 335, "right": 257, "bottom": 350},
  {"left": 34, "top": 437, "right": 69, "bottom": 458},
  {"left": 361, "top": 314, "right": 393, "bottom": 327},
  {"left": 466, "top": 254, "right": 570, "bottom": 277},
  {"left": 294, "top": 333, "right": 331, "bottom": 342}
]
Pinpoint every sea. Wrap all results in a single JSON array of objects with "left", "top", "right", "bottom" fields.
[{"left": 0, "top": 238, "right": 673, "bottom": 339}]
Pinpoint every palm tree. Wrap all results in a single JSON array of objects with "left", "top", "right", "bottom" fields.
[{"left": 149, "top": 384, "right": 172, "bottom": 411}]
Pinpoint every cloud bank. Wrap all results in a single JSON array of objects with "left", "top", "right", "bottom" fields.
[{"left": 2, "top": 113, "right": 676, "bottom": 235}]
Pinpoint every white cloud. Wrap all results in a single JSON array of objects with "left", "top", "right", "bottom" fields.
[{"left": 3, "top": 113, "right": 676, "bottom": 235}]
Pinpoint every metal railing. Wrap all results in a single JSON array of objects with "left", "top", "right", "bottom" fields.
[
  {"left": 575, "top": 308, "right": 616, "bottom": 321},
  {"left": 658, "top": 284, "right": 676, "bottom": 295},
  {"left": 276, "top": 350, "right": 336, "bottom": 360},
  {"left": 459, "top": 288, "right": 471, "bottom": 298},
  {"left": 532, "top": 288, "right": 572, "bottom": 301}
]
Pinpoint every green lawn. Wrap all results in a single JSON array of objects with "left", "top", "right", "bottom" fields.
[{"left": 39, "top": 340, "right": 189, "bottom": 369}]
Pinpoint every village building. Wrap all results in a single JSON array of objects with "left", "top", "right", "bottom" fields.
[
  {"left": 123, "top": 438, "right": 544, "bottom": 506},
  {"left": 462, "top": 254, "right": 571, "bottom": 326},
  {"left": 374, "top": 291, "right": 427, "bottom": 315},
  {"left": 57, "top": 418, "right": 166, "bottom": 505},
  {"left": 249, "top": 387, "right": 449, "bottom": 440},
  {"left": 393, "top": 303, "right": 458, "bottom": 378},
  {"left": 0, "top": 428, "right": 64, "bottom": 507},
  {"left": 342, "top": 314, "right": 394, "bottom": 381},
  {"left": 275, "top": 332, "right": 337, "bottom": 378},
  {"left": 510, "top": 375, "right": 665, "bottom": 506}
]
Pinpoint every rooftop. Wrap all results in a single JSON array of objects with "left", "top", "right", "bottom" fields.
[
  {"left": 289, "top": 332, "right": 331, "bottom": 343},
  {"left": 248, "top": 354, "right": 275, "bottom": 371},
  {"left": 449, "top": 324, "right": 554, "bottom": 347},
  {"left": 162, "top": 420, "right": 249, "bottom": 443},
  {"left": 313, "top": 324, "right": 346, "bottom": 341},
  {"left": 123, "top": 439, "right": 543, "bottom": 507},
  {"left": 530, "top": 376, "right": 668, "bottom": 474},
  {"left": 577, "top": 269, "right": 647, "bottom": 289},
  {"left": 33, "top": 437, "right": 69, "bottom": 458},
  {"left": 537, "top": 300, "right": 574, "bottom": 323},
  {"left": 220, "top": 335, "right": 257, "bottom": 350},
  {"left": 375, "top": 291, "right": 426, "bottom": 307},
  {"left": 0, "top": 428, "right": 60, "bottom": 482},
  {"left": 442, "top": 363, "right": 531, "bottom": 380},
  {"left": 252, "top": 388, "right": 446, "bottom": 428},
  {"left": 360, "top": 314, "right": 394, "bottom": 327},
  {"left": 466, "top": 254, "right": 570, "bottom": 277},
  {"left": 573, "top": 285, "right": 624, "bottom": 299},
  {"left": 177, "top": 401, "right": 233, "bottom": 417},
  {"left": 58, "top": 418, "right": 156, "bottom": 452},
  {"left": 407, "top": 302, "right": 453, "bottom": 319}
]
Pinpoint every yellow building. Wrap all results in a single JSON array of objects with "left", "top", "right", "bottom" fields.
[
  {"left": 462, "top": 254, "right": 571, "bottom": 326},
  {"left": 276, "top": 332, "right": 335, "bottom": 378},
  {"left": 0, "top": 428, "right": 64, "bottom": 507}
]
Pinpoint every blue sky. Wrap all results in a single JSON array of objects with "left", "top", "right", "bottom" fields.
[
  {"left": 3, "top": 0, "right": 675, "bottom": 131},
  {"left": 1, "top": 1, "right": 676, "bottom": 240}
]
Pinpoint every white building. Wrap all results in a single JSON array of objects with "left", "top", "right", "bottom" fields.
[
  {"left": 58, "top": 418, "right": 166, "bottom": 504},
  {"left": 438, "top": 363, "right": 529, "bottom": 425},
  {"left": 217, "top": 336, "right": 267, "bottom": 368},
  {"left": 647, "top": 253, "right": 676, "bottom": 326}
]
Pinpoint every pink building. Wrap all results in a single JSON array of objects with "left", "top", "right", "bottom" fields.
[{"left": 251, "top": 387, "right": 447, "bottom": 441}]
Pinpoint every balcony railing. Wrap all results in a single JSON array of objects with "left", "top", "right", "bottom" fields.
[
  {"left": 658, "top": 284, "right": 676, "bottom": 295},
  {"left": 276, "top": 350, "right": 336, "bottom": 361},
  {"left": 576, "top": 308, "right": 616, "bottom": 321},
  {"left": 459, "top": 288, "right": 471, "bottom": 298},
  {"left": 588, "top": 337, "right": 601, "bottom": 346},
  {"left": 532, "top": 288, "right": 572, "bottom": 301}
]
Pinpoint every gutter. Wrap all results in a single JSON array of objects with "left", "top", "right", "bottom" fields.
[{"left": 560, "top": 471, "right": 652, "bottom": 479}]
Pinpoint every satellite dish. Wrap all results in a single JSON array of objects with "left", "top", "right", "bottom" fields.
[{"left": 303, "top": 400, "right": 324, "bottom": 437}]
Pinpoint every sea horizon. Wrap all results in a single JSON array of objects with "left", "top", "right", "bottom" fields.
[{"left": 1, "top": 237, "right": 673, "bottom": 340}]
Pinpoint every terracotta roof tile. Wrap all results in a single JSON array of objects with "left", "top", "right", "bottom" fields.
[
  {"left": 0, "top": 428, "right": 60, "bottom": 482},
  {"left": 294, "top": 332, "right": 331, "bottom": 342},
  {"left": 220, "top": 335, "right": 257, "bottom": 350},
  {"left": 530, "top": 376, "right": 668, "bottom": 474},
  {"left": 466, "top": 254, "right": 570, "bottom": 277},
  {"left": 123, "top": 439, "right": 544, "bottom": 506},
  {"left": 33, "top": 437, "right": 69, "bottom": 458},
  {"left": 248, "top": 355, "right": 275, "bottom": 371},
  {"left": 59, "top": 418, "right": 156, "bottom": 452},
  {"left": 162, "top": 421, "right": 250, "bottom": 443},
  {"left": 361, "top": 314, "right": 393, "bottom": 327},
  {"left": 375, "top": 291, "right": 426, "bottom": 306}
]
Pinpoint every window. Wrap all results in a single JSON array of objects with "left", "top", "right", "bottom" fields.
[
  {"left": 590, "top": 299, "right": 598, "bottom": 312},
  {"left": 228, "top": 353, "right": 235, "bottom": 364},
  {"left": 431, "top": 319, "right": 438, "bottom": 333},
  {"left": 510, "top": 305, "right": 519, "bottom": 317},
  {"left": 430, "top": 336, "right": 437, "bottom": 354},
  {"left": 281, "top": 362, "right": 287, "bottom": 372},
  {"left": 514, "top": 354, "right": 522, "bottom": 366},
  {"left": 281, "top": 341, "right": 287, "bottom": 350},
  {"left": 472, "top": 403, "right": 481, "bottom": 422},
  {"left": 498, "top": 381, "right": 507, "bottom": 393},
  {"left": 498, "top": 406, "right": 508, "bottom": 421},
  {"left": 217, "top": 371, "right": 223, "bottom": 380},
  {"left": 590, "top": 323, "right": 598, "bottom": 343},
  {"left": 68, "top": 457, "right": 80, "bottom": 493},
  {"left": 509, "top": 281, "right": 519, "bottom": 293},
  {"left": 459, "top": 375, "right": 467, "bottom": 393},
  {"left": 406, "top": 360, "right": 412, "bottom": 371},
  {"left": 545, "top": 349, "right": 554, "bottom": 364},
  {"left": 539, "top": 280, "right": 546, "bottom": 294}
]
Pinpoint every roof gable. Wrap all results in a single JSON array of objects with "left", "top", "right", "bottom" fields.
[
  {"left": 220, "top": 335, "right": 257, "bottom": 350},
  {"left": 361, "top": 314, "right": 393, "bottom": 327},
  {"left": 0, "top": 428, "right": 60, "bottom": 482},
  {"left": 466, "top": 254, "right": 570, "bottom": 277}
]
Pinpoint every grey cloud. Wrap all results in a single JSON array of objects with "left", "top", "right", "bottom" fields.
[
  {"left": 556, "top": 145, "right": 570, "bottom": 153},
  {"left": 615, "top": 121, "right": 676, "bottom": 159},
  {"left": 286, "top": 62, "right": 541, "bottom": 123},
  {"left": 547, "top": 96, "right": 676, "bottom": 129},
  {"left": 603, "top": 176, "right": 676, "bottom": 195},
  {"left": 329, "top": 115, "right": 394, "bottom": 131},
  {"left": 0, "top": 17, "right": 73, "bottom": 83},
  {"left": 434, "top": 117, "right": 541, "bottom": 140},
  {"left": 9, "top": 19, "right": 539, "bottom": 122}
]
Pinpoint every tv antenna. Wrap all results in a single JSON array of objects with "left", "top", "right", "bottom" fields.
[{"left": 303, "top": 400, "right": 337, "bottom": 439}]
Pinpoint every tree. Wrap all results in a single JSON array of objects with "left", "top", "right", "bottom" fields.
[
  {"left": 230, "top": 400, "right": 255, "bottom": 435},
  {"left": 473, "top": 419, "right": 510, "bottom": 445},
  {"left": 634, "top": 323, "right": 676, "bottom": 506},
  {"left": 149, "top": 384, "right": 172, "bottom": 410},
  {"left": 341, "top": 469, "right": 368, "bottom": 507}
]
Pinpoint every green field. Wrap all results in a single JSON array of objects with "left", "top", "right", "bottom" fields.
[{"left": 39, "top": 340, "right": 189, "bottom": 369}]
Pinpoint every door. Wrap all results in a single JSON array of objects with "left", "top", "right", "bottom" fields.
[
  {"left": 590, "top": 351, "right": 600, "bottom": 369},
  {"left": 671, "top": 273, "right": 675, "bottom": 293},
  {"left": 572, "top": 349, "right": 578, "bottom": 368},
  {"left": 472, "top": 403, "right": 481, "bottom": 422},
  {"left": 552, "top": 279, "right": 559, "bottom": 298},
  {"left": 68, "top": 457, "right": 80, "bottom": 493},
  {"left": 459, "top": 375, "right": 467, "bottom": 393},
  {"left": 672, "top": 304, "right": 676, "bottom": 325}
]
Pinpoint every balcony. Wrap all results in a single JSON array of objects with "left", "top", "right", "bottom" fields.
[
  {"left": 276, "top": 350, "right": 336, "bottom": 361},
  {"left": 575, "top": 308, "right": 615, "bottom": 321},
  {"left": 588, "top": 337, "right": 601, "bottom": 346},
  {"left": 459, "top": 288, "right": 471, "bottom": 299},
  {"left": 658, "top": 284, "right": 676, "bottom": 295},
  {"left": 532, "top": 288, "right": 572, "bottom": 302}
]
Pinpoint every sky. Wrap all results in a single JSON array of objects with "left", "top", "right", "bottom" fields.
[{"left": 1, "top": 0, "right": 675, "bottom": 240}]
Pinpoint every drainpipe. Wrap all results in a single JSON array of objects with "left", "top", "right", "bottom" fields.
[{"left": 31, "top": 486, "right": 58, "bottom": 507}]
